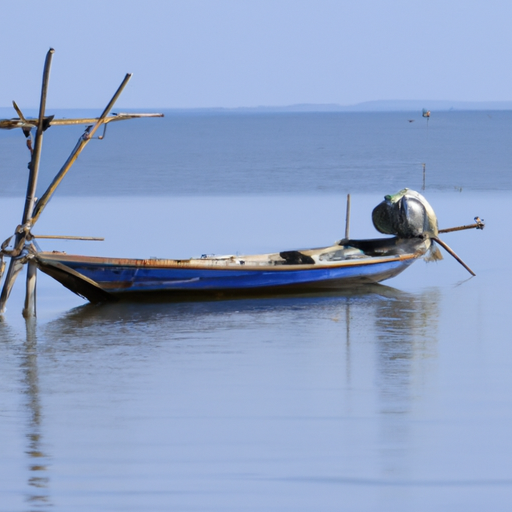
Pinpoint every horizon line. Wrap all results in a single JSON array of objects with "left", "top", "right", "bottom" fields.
[{"left": 2, "top": 99, "right": 512, "bottom": 113}]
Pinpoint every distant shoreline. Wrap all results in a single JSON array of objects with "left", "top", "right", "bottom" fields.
[
  {"left": 2, "top": 100, "right": 512, "bottom": 115},
  {"left": 160, "top": 100, "right": 512, "bottom": 113}
]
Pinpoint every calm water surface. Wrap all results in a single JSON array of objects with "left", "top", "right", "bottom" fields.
[
  {"left": 2, "top": 110, "right": 512, "bottom": 196},
  {"left": 1, "top": 113, "right": 511, "bottom": 511}
]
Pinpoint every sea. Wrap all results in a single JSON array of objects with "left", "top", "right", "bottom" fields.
[{"left": 1, "top": 110, "right": 512, "bottom": 511}]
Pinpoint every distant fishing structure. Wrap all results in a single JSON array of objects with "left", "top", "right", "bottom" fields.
[{"left": 422, "top": 108, "right": 430, "bottom": 125}]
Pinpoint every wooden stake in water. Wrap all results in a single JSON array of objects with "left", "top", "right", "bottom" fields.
[
  {"left": 422, "top": 163, "right": 426, "bottom": 191},
  {"left": 345, "top": 194, "right": 351, "bottom": 240}
]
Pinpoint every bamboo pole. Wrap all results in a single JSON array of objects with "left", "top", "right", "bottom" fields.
[
  {"left": 23, "top": 48, "right": 54, "bottom": 225},
  {"left": 0, "top": 258, "right": 26, "bottom": 314},
  {"left": 31, "top": 235, "right": 104, "bottom": 241},
  {"left": 23, "top": 261, "right": 37, "bottom": 318},
  {"left": 438, "top": 218, "right": 484, "bottom": 234},
  {"left": 22, "top": 49, "right": 54, "bottom": 317},
  {"left": 1, "top": 112, "right": 163, "bottom": 131},
  {"left": 344, "top": 194, "right": 351, "bottom": 240},
  {"left": 0, "top": 48, "right": 54, "bottom": 315},
  {"left": 432, "top": 236, "right": 476, "bottom": 276},
  {"left": 31, "top": 73, "right": 133, "bottom": 226}
]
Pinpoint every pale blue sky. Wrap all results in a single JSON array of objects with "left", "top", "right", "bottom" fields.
[{"left": 2, "top": 0, "right": 512, "bottom": 108}]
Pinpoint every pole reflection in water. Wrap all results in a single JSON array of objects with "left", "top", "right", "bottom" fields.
[
  {"left": 374, "top": 288, "right": 440, "bottom": 478},
  {"left": 22, "top": 318, "right": 52, "bottom": 510},
  {"left": 339, "top": 285, "right": 440, "bottom": 484}
]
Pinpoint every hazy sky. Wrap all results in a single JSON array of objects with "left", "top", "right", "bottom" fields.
[{"left": 2, "top": 0, "right": 512, "bottom": 109}]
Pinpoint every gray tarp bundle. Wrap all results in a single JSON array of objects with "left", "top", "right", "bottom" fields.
[{"left": 372, "top": 189, "right": 439, "bottom": 238}]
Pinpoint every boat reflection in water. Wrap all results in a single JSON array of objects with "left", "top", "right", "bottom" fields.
[
  {"left": 43, "top": 283, "right": 438, "bottom": 346},
  {"left": 43, "top": 284, "right": 440, "bottom": 431},
  {"left": 4, "top": 283, "right": 440, "bottom": 507}
]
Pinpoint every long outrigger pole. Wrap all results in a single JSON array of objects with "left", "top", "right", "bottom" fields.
[
  {"left": 0, "top": 48, "right": 163, "bottom": 316},
  {"left": 31, "top": 73, "right": 133, "bottom": 225}
]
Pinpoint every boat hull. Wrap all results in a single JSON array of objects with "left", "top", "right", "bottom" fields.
[{"left": 34, "top": 237, "right": 426, "bottom": 303}]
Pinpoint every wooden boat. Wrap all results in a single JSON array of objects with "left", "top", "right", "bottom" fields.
[
  {"left": 0, "top": 49, "right": 482, "bottom": 316},
  {"left": 33, "top": 237, "right": 429, "bottom": 303}
]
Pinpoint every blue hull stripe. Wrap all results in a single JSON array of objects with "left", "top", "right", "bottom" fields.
[{"left": 61, "top": 258, "right": 414, "bottom": 292}]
